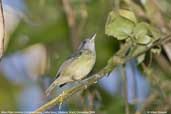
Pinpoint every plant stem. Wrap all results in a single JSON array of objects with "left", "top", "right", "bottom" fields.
[{"left": 121, "top": 65, "right": 130, "bottom": 114}]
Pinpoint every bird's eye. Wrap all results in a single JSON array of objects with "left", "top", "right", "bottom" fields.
[{"left": 82, "top": 40, "right": 87, "bottom": 44}]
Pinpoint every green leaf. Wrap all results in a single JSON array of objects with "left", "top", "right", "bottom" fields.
[
  {"left": 136, "top": 35, "right": 152, "bottom": 45},
  {"left": 131, "top": 45, "right": 147, "bottom": 57},
  {"left": 133, "top": 22, "right": 148, "bottom": 39},
  {"left": 105, "top": 11, "right": 135, "bottom": 40},
  {"left": 119, "top": 9, "right": 137, "bottom": 23},
  {"left": 147, "top": 25, "right": 161, "bottom": 39},
  {"left": 133, "top": 22, "right": 158, "bottom": 45},
  {"left": 137, "top": 54, "right": 146, "bottom": 64}
]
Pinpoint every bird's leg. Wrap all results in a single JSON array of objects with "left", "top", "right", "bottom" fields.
[{"left": 58, "top": 91, "right": 65, "bottom": 110}]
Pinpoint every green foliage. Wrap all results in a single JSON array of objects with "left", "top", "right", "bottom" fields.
[
  {"left": 105, "top": 9, "right": 161, "bottom": 46},
  {"left": 133, "top": 22, "right": 151, "bottom": 44},
  {"left": 1, "top": 0, "right": 171, "bottom": 113},
  {"left": 105, "top": 10, "right": 136, "bottom": 40}
]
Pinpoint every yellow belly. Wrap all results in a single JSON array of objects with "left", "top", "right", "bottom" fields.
[{"left": 62, "top": 53, "right": 96, "bottom": 80}]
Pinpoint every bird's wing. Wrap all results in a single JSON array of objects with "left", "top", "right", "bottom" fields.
[{"left": 55, "top": 50, "right": 83, "bottom": 78}]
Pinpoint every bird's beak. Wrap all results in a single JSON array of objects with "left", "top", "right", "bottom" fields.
[{"left": 90, "top": 33, "right": 96, "bottom": 42}]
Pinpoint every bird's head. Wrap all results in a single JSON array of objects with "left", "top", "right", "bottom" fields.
[{"left": 79, "top": 34, "right": 96, "bottom": 52}]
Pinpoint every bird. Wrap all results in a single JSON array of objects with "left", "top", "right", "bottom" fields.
[{"left": 45, "top": 34, "right": 96, "bottom": 96}]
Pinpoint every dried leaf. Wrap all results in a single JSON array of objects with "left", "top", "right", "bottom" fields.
[{"left": 163, "top": 43, "right": 171, "bottom": 63}]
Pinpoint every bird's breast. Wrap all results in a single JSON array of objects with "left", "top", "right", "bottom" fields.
[{"left": 63, "top": 53, "right": 96, "bottom": 80}]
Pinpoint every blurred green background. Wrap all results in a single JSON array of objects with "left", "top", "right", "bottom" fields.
[{"left": 0, "top": 0, "right": 171, "bottom": 114}]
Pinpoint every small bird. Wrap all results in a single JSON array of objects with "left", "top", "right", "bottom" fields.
[{"left": 45, "top": 34, "right": 96, "bottom": 96}]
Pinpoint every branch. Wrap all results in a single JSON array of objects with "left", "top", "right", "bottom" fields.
[
  {"left": 141, "top": 64, "right": 171, "bottom": 112},
  {"left": 62, "top": 0, "right": 80, "bottom": 50},
  {"left": 32, "top": 35, "right": 171, "bottom": 114},
  {"left": 0, "top": 0, "right": 5, "bottom": 59},
  {"left": 121, "top": 65, "right": 130, "bottom": 114},
  {"left": 137, "top": 91, "right": 160, "bottom": 114}
]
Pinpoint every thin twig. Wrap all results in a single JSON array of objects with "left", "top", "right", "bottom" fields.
[
  {"left": 77, "top": 1, "right": 88, "bottom": 39},
  {"left": 136, "top": 91, "right": 159, "bottom": 114},
  {"left": 62, "top": 0, "right": 80, "bottom": 50},
  {"left": 142, "top": 64, "right": 166, "bottom": 98},
  {"left": 121, "top": 65, "right": 130, "bottom": 114}
]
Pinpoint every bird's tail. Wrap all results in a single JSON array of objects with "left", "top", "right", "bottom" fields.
[
  {"left": 45, "top": 82, "right": 57, "bottom": 96},
  {"left": 45, "top": 79, "right": 66, "bottom": 96}
]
